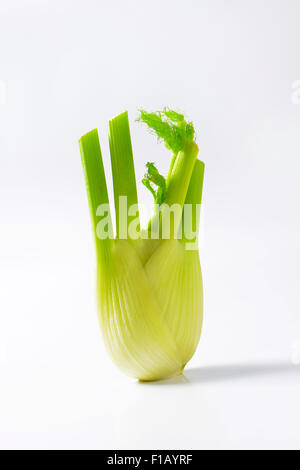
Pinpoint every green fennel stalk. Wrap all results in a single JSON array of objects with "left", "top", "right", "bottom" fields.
[{"left": 79, "top": 108, "right": 205, "bottom": 381}]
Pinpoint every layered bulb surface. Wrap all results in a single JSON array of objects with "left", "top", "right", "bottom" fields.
[{"left": 79, "top": 108, "right": 205, "bottom": 381}]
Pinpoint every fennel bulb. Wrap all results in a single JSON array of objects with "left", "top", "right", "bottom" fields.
[{"left": 79, "top": 108, "right": 205, "bottom": 381}]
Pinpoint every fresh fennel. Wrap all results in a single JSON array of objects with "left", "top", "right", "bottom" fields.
[{"left": 79, "top": 108, "right": 205, "bottom": 381}]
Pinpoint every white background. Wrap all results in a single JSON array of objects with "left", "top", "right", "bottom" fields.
[{"left": 0, "top": 0, "right": 300, "bottom": 450}]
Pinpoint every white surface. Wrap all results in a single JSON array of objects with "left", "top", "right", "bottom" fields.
[{"left": 0, "top": 0, "right": 300, "bottom": 450}]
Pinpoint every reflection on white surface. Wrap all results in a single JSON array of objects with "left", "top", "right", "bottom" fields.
[{"left": 1, "top": 350, "right": 300, "bottom": 449}]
